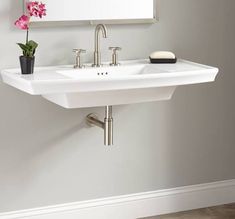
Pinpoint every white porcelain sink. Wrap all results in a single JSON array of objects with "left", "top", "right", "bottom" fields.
[
  {"left": 57, "top": 64, "right": 146, "bottom": 78},
  {"left": 0, "top": 59, "right": 218, "bottom": 108}
]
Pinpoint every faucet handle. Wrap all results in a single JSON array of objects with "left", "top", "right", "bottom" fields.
[
  {"left": 109, "top": 47, "right": 122, "bottom": 66},
  {"left": 109, "top": 47, "right": 122, "bottom": 52},
  {"left": 73, "top": 49, "right": 86, "bottom": 54},
  {"left": 73, "top": 49, "right": 86, "bottom": 68}
]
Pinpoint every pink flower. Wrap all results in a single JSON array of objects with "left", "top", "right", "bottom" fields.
[
  {"left": 15, "top": 15, "right": 30, "bottom": 30},
  {"left": 27, "top": 1, "right": 46, "bottom": 18}
]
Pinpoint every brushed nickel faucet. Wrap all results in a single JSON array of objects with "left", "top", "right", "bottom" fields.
[
  {"left": 73, "top": 49, "right": 86, "bottom": 69},
  {"left": 109, "top": 47, "right": 122, "bottom": 66},
  {"left": 92, "top": 24, "right": 108, "bottom": 67}
]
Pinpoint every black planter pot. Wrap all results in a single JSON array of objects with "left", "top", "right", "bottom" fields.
[{"left": 19, "top": 56, "right": 35, "bottom": 74}]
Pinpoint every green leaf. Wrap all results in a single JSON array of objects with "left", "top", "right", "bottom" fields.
[
  {"left": 17, "top": 43, "right": 28, "bottom": 51},
  {"left": 17, "top": 40, "right": 38, "bottom": 57},
  {"left": 27, "top": 40, "right": 38, "bottom": 50}
]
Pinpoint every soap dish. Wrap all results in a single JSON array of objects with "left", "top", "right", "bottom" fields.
[{"left": 149, "top": 57, "right": 177, "bottom": 64}]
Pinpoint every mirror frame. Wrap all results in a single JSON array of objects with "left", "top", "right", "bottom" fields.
[{"left": 23, "top": 0, "right": 158, "bottom": 27}]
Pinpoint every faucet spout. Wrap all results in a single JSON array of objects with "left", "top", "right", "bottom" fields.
[{"left": 93, "top": 24, "right": 108, "bottom": 67}]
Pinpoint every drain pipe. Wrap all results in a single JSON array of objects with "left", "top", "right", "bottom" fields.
[{"left": 86, "top": 106, "right": 113, "bottom": 146}]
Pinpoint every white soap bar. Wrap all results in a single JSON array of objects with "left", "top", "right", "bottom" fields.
[{"left": 150, "top": 51, "right": 176, "bottom": 59}]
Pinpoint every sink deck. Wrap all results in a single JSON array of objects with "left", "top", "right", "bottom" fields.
[{"left": 1, "top": 59, "right": 218, "bottom": 108}]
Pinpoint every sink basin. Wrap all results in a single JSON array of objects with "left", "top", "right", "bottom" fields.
[
  {"left": 0, "top": 59, "right": 218, "bottom": 108},
  {"left": 57, "top": 64, "right": 147, "bottom": 78}
]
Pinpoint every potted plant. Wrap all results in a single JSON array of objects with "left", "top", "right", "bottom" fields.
[{"left": 15, "top": 1, "right": 46, "bottom": 74}]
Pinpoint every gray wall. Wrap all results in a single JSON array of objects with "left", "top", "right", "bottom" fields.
[{"left": 0, "top": 0, "right": 235, "bottom": 213}]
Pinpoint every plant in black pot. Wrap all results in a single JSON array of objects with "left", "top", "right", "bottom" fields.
[{"left": 15, "top": 1, "right": 46, "bottom": 74}]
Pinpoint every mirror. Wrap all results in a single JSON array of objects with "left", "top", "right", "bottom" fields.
[{"left": 24, "top": 0, "right": 157, "bottom": 26}]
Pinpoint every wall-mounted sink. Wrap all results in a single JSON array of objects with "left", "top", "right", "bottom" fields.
[{"left": 0, "top": 59, "right": 218, "bottom": 108}]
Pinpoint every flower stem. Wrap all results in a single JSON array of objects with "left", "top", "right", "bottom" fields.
[{"left": 26, "top": 29, "right": 29, "bottom": 44}]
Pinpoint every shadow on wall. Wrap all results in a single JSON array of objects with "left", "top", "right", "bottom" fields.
[
  {"left": 0, "top": 5, "right": 9, "bottom": 23},
  {"left": 8, "top": 0, "right": 24, "bottom": 30},
  {"left": 0, "top": 83, "right": 86, "bottom": 160}
]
